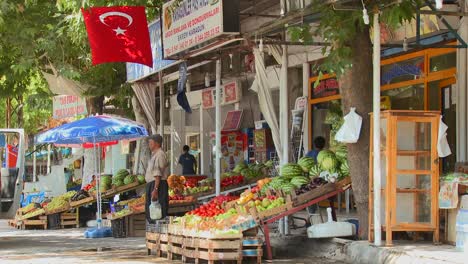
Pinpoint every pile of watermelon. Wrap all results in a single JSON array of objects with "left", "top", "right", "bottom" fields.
[
  {"left": 309, "top": 146, "right": 350, "bottom": 183},
  {"left": 113, "top": 169, "right": 129, "bottom": 187}
]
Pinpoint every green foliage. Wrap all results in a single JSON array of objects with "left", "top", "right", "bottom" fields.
[{"left": 289, "top": 0, "right": 421, "bottom": 77}]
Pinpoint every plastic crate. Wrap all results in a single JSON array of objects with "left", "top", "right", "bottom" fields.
[
  {"left": 111, "top": 218, "right": 127, "bottom": 238},
  {"left": 146, "top": 219, "right": 169, "bottom": 234},
  {"left": 47, "top": 213, "right": 61, "bottom": 230}
]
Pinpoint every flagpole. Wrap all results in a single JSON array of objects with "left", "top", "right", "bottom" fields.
[{"left": 159, "top": 71, "right": 164, "bottom": 136}]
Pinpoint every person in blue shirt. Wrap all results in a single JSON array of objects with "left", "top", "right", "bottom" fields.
[
  {"left": 178, "top": 145, "right": 197, "bottom": 175},
  {"left": 306, "top": 136, "right": 326, "bottom": 162}
]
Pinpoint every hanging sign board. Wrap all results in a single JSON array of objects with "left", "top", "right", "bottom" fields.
[
  {"left": 222, "top": 110, "right": 243, "bottom": 131},
  {"left": 52, "top": 95, "right": 87, "bottom": 119},
  {"left": 202, "top": 81, "right": 241, "bottom": 109},
  {"left": 162, "top": 0, "right": 239, "bottom": 59},
  {"left": 126, "top": 19, "right": 177, "bottom": 82}
]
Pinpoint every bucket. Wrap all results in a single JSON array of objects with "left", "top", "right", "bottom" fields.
[{"left": 456, "top": 224, "right": 468, "bottom": 252}]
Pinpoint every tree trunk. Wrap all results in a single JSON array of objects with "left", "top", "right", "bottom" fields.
[
  {"left": 338, "top": 26, "right": 373, "bottom": 239},
  {"left": 16, "top": 95, "right": 24, "bottom": 129},
  {"left": 132, "top": 95, "right": 150, "bottom": 175},
  {"left": 6, "top": 97, "right": 11, "bottom": 128}
]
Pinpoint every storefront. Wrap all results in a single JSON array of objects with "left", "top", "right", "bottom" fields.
[{"left": 308, "top": 42, "right": 457, "bottom": 173}]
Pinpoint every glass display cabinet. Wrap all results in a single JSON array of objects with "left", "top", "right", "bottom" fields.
[{"left": 369, "top": 111, "right": 440, "bottom": 246}]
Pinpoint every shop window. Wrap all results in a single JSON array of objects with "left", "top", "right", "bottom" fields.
[
  {"left": 311, "top": 78, "right": 340, "bottom": 99},
  {"left": 381, "top": 57, "right": 424, "bottom": 85},
  {"left": 311, "top": 100, "right": 342, "bottom": 148},
  {"left": 381, "top": 85, "right": 424, "bottom": 110},
  {"left": 429, "top": 52, "right": 456, "bottom": 72}
]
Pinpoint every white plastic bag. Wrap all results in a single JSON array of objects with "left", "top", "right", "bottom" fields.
[
  {"left": 438, "top": 117, "right": 452, "bottom": 158},
  {"left": 335, "top": 107, "right": 362, "bottom": 143},
  {"left": 149, "top": 201, "right": 162, "bottom": 220}
]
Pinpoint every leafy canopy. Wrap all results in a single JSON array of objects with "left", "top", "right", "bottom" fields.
[{"left": 289, "top": 0, "right": 421, "bottom": 76}]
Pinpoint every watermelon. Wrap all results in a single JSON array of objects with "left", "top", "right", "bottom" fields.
[
  {"left": 270, "top": 177, "right": 287, "bottom": 190},
  {"left": 317, "top": 150, "right": 335, "bottom": 164},
  {"left": 298, "top": 157, "right": 316, "bottom": 173},
  {"left": 280, "top": 163, "right": 304, "bottom": 179},
  {"left": 233, "top": 162, "right": 247, "bottom": 173},
  {"left": 309, "top": 164, "right": 322, "bottom": 178},
  {"left": 320, "top": 153, "right": 339, "bottom": 171},
  {"left": 264, "top": 160, "right": 274, "bottom": 168},
  {"left": 114, "top": 169, "right": 129, "bottom": 181},
  {"left": 281, "top": 183, "right": 296, "bottom": 194},
  {"left": 290, "top": 176, "right": 310, "bottom": 188},
  {"left": 340, "top": 160, "right": 350, "bottom": 176},
  {"left": 137, "top": 175, "right": 146, "bottom": 184},
  {"left": 124, "top": 175, "right": 136, "bottom": 185},
  {"left": 114, "top": 179, "right": 124, "bottom": 187}
]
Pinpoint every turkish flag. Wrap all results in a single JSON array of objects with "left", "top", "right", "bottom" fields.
[{"left": 81, "top": 6, "right": 153, "bottom": 67}]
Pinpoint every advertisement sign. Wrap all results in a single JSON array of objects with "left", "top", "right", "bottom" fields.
[
  {"left": 202, "top": 81, "right": 241, "bottom": 109},
  {"left": 311, "top": 78, "right": 339, "bottom": 99},
  {"left": 162, "top": 0, "right": 239, "bottom": 58},
  {"left": 52, "top": 95, "right": 87, "bottom": 119},
  {"left": 210, "top": 131, "right": 247, "bottom": 173},
  {"left": 126, "top": 19, "right": 176, "bottom": 82},
  {"left": 222, "top": 110, "right": 243, "bottom": 131}
]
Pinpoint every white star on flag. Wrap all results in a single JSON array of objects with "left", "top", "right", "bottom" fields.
[{"left": 113, "top": 27, "right": 126, "bottom": 35}]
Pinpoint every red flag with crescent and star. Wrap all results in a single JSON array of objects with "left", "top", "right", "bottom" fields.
[{"left": 81, "top": 6, "right": 153, "bottom": 67}]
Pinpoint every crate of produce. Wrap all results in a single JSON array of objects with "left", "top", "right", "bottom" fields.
[
  {"left": 20, "top": 208, "right": 46, "bottom": 220},
  {"left": 47, "top": 213, "right": 61, "bottom": 230},
  {"left": 249, "top": 196, "right": 294, "bottom": 221},
  {"left": 70, "top": 196, "right": 95, "bottom": 208},
  {"left": 183, "top": 236, "right": 243, "bottom": 264},
  {"left": 111, "top": 217, "right": 127, "bottom": 238},
  {"left": 336, "top": 177, "right": 352, "bottom": 189},
  {"left": 45, "top": 204, "right": 71, "bottom": 215},
  {"left": 146, "top": 232, "right": 169, "bottom": 257},
  {"left": 290, "top": 182, "right": 336, "bottom": 206},
  {"left": 167, "top": 234, "right": 184, "bottom": 260},
  {"left": 22, "top": 215, "right": 47, "bottom": 230},
  {"left": 242, "top": 236, "right": 263, "bottom": 264}
]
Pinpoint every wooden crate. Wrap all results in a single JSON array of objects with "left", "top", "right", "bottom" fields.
[
  {"left": 249, "top": 196, "right": 294, "bottom": 221},
  {"left": 127, "top": 213, "right": 146, "bottom": 237},
  {"left": 22, "top": 215, "right": 47, "bottom": 230},
  {"left": 183, "top": 237, "right": 243, "bottom": 264},
  {"left": 167, "top": 234, "right": 184, "bottom": 261},
  {"left": 115, "top": 181, "right": 139, "bottom": 193},
  {"left": 8, "top": 219, "right": 21, "bottom": 229},
  {"left": 290, "top": 183, "right": 337, "bottom": 206},
  {"left": 70, "top": 196, "right": 94, "bottom": 208},
  {"left": 61, "top": 210, "right": 79, "bottom": 228},
  {"left": 146, "top": 232, "right": 169, "bottom": 257},
  {"left": 242, "top": 237, "right": 263, "bottom": 264},
  {"left": 45, "top": 205, "right": 71, "bottom": 215}
]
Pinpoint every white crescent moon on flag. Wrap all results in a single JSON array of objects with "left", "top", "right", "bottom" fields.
[{"left": 99, "top": 11, "right": 133, "bottom": 27}]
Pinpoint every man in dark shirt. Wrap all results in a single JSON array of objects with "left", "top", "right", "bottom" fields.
[{"left": 178, "top": 145, "right": 197, "bottom": 175}]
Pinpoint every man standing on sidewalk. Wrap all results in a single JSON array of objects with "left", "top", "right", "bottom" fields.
[{"left": 145, "top": 135, "right": 170, "bottom": 223}]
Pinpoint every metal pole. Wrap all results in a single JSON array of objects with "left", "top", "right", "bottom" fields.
[
  {"left": 159, "top": 72, "right": 164, "bottom": 136},
  {"left": 47, "top": 144, "right": 51, "bottom": 174},
  {"left": 373, "top": 12, "right": 382, "bottom": 247},
  {"left": 302, "top": 61, "right": 310, "bottom": 153},
  {"left": 200, "top": 106, "right": 205, "bottom": 175},
  {"left": 215, "top": 59, "right": 222, "bottom": 196},
  {"left": 280, "top": 45, "right": 290, "bottom": 235},
  {"left": 33, "top": 145, "right": 37, "bottom": 182},
  {"left": 170, "top": 109, "right": 175, "bottom": 174}
]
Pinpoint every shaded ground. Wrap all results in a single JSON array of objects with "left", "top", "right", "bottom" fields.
[{"left": 0, "top": 220, "right": 345, "bottom": 264}]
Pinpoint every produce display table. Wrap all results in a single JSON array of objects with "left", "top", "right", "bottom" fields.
[{"left": 259, "top": 185, "right": 350, "bottom": 260}]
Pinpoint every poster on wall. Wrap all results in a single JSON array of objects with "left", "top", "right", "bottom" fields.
[
  {"left": 162, "top": 0, "right": 239, "bottom": 58},
  {"left": 52, "top": 95, "right": 87, "bottom": 119},
  {"left": 126, "top": 19, "right": 177, "bottom": 82},
  {"left": 202, "top": 81, "right": 241, "bottom": 109},
  {"left": 210, "top": 131, "right": 247, "bottom": 173}
]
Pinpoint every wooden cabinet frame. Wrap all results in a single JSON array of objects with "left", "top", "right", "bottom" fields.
[{"left": 369, "top": 110, "right": 440, "bottom": 246}]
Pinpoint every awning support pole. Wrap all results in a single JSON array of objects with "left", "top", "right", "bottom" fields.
[
  {"left": 373, "top": 12, "right": 382, "bottom": 247},
  {"left": 159, "top": 72, "right": 164, "bottom": 136},
  {"left": 215, "top": 59, "right": 222, "bottom": 196},
  {"left": 280, "top": 44, "right": 290, "bottom": 235}
]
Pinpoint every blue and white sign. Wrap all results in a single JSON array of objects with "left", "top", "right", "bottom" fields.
[{"left": 126, "top": 19, "right": 177, "bottom": 82}]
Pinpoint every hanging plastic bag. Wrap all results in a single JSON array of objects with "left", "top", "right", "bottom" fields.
[
  {"left": 438, "top": 117, "right": 452, "bottom": 158},
  {"left": 335, "top": 107, "right": 362, "bottom": 143},
  {"left": 149, "top": 201, "right": 162, "bottom": 220}
]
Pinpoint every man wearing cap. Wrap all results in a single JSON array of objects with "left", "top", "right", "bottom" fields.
[{"left": 145, "top": 134, "right": 170, "bottom": 223}]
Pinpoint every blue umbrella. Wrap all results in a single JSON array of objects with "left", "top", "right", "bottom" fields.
[
  {"left": 35, "top": 115, "right": 148, "bottom": 145},
  {"left": 35, "top": 115, "right": 148, "bottom": 231}
]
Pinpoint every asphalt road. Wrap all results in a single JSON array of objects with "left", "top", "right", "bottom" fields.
[{"left": 0, "top": 220, "right": 346, "bottom": 264}]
